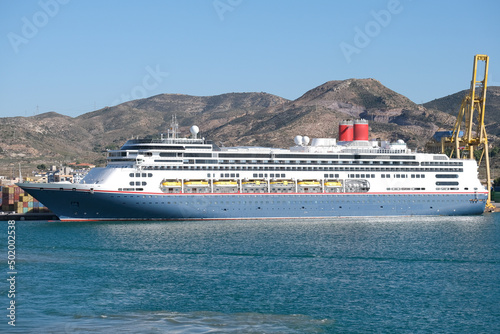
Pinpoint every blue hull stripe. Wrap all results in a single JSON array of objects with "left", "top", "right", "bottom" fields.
[{"left": 22, "top": 188, "right": 487, "bottom": 221}]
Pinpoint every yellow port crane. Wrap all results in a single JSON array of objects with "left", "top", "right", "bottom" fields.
[{"left": 441, "top": 54, "right": 494, "bottom": 210}]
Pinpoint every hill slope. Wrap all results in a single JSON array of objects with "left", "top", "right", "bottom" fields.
[
  {"left": 208, "top": 79, "right": 456, "bottom": 149},
  {"left": 423, "top": 86, "right": 500, "bottom": 137},
  {"left": 0, "top": 80, "right": 498, "bottom": 175}
]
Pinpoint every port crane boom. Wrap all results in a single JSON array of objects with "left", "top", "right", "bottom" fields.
[{"left": 443, "top": 54, "right": 494, "bottom": 210}]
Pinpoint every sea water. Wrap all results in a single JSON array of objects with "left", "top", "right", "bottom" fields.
[{"left": 1, "top": 214, "right": 500, "bottom": 333}]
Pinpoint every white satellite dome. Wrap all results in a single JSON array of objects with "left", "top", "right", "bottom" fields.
[
  {"left": 302, "top": 136, "right": 310, "bottom": 146},
  {"left": 190, "top": 125, "right": 200, "bottom": 138},
  {"left": 294, "top": 135, "right": 303, "bottom": 146}
]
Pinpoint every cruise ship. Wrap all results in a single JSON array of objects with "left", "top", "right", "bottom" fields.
[{"left": 18, "top": 118, "right": 488, "bottom": 221}]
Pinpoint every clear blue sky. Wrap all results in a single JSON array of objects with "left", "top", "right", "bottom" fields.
[{"left": 1, "top": 0, "right": 499, "bottom": 118}]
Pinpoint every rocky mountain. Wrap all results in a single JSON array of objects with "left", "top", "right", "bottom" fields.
[
  {"left": 0, "top": 79, "right": 498, "bottom": 174},
  {"left": 0, "top": 92, "right": 290, "bottom": 174},
  {"left": 204, "top": 79, "right": 458, "bottom": 149}
]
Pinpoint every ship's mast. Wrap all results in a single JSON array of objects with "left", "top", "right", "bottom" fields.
[{"left": 167, "top": 115, "right": 179, "bottom": 140}]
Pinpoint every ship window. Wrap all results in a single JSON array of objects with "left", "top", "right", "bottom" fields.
[
  {"left": 129, "top": 182, "right": 134, "bottom": 186},
  {"left": 129, "top": 173, "right": 134, "bottom": 177},
  {"left": 135, "top": 182, "right": 141, "bottom": 186},
  {"left": 142, "top": 182, "right": 146, "bottom": 186},
  {"left": 436, "top": 181, "right": 459, "bottom": 186},
  {"left": 135, "top": 173, "right": 140, "bottom": 177},
  {"left": 436, "top": 174, "right": 459, "bottom": 178}
]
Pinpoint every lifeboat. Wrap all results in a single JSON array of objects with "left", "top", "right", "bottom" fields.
[
  {"left": 270, "top": 180, "right": 294, "bottom": 186},
  {"left": 325, "top": 181, "right": 342, "bottom": 187},
  {"left": 242, "top": 180, "right": 267, "bottom": 186},
  {"left": 161, "top": 180, "right": 181, "bottom": 187},
  {"left": 213, "top": 180, "right": 238, "bottom": 186},
  {"left": 298, "top": 180, "right": 321, "bottom": 186},
  {"left": 184, "top": 180, "right": 209, "bottom": 186}
]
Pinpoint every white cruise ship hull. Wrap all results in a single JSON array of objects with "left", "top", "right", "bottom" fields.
[{"left": 18, "top": 184, "right": 487, "bottom": 221}]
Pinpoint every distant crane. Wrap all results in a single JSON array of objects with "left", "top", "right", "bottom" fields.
[{"left": 439, "top": 54, "right": 494, "bottom": 210}]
